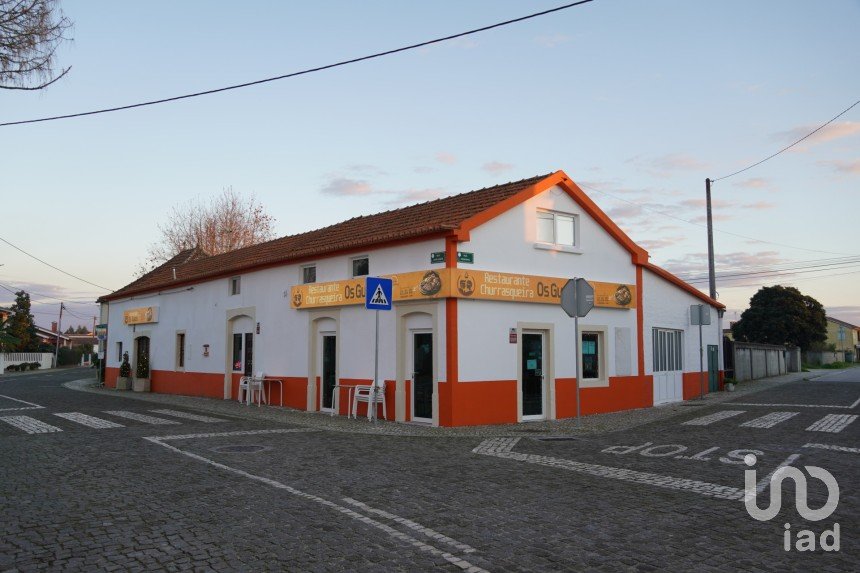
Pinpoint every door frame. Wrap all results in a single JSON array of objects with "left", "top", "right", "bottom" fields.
[
  {"left": 396, "top": 303, "right": 440, "bottom": 425},
  {"left": 516, "top": 322, "right": 555, "bottom": 422},
  {"left": 307, "top": 310, "right": 340, "bottom": 413},
  {"left": 318, "top": 331, "right": 337, "bottom": 413},
  {"left": 225, "top": 308, "right": 255, "bottom": 400},
  {"left": 410, "top": 328, "right": 434, "bottom": 424}
]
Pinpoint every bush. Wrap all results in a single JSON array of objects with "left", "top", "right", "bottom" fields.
[
  {"left": 28, "top": 362, "right": 40, "bottom": 370},
  {"left": 57, "top": 347, "right": 83, "bottom": 367},
  {"left": 119, "top": 352, "right": 131, "bottom": 378},
  {"left": 5, "top": 364, "right": 19, "bottom": 372}
]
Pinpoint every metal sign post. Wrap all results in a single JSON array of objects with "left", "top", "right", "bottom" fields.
[
  {"left": 365, "top": 277, "right": 393, "bottom": 423},
  {"left": 690, "top": 304, "right": 711, "bottom": 399},
  {"left": 561, "top": 278, "right": 594, "bottom": 424}
]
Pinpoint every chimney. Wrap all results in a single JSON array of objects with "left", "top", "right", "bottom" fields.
[{"left": 51, "top": 321, "right": 58, "bottom": 333}]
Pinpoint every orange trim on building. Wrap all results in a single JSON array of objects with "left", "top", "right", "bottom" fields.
[
  {"left": 644, "top": 262, "right": 724, "bottom": 309},
  {"left": 450, "top": 380, "right": 518, "bottom": 426},
  {"left": 682, "top": 371, "right": 723, "bottom": 400},
  {"left": 636, "top": 266, "right": 645, "bottom": 376},
  {"left": 556, "top": 376, "right": 653, "bottom": 417},
  {"left": 151, "top": 370, "right": 224, "bottom": 398},
  {"left": 105, "top": 366, "right": 118, "bottom": 389}
]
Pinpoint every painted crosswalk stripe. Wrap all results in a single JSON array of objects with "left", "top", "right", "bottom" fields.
[
  {"left": 806, "top": 414, "right": 857, "bottom": 434},
  {"left": 0, "top": 415, "right": 63, "bottom": 434},
  {"left": 683, "top": 410, "right": 746, "bottom": 426},
  {"left": 103, "top": 411, "right": 180, "bottom": 425},
  {"left": 149, "top": 409, "right": 225, "bottom": 423},
  {"left": 739, "top": 411, "right": 799, "bottom": 429},
  {"left": 54, "top": 412, "right": 124, "bottom": 429}
]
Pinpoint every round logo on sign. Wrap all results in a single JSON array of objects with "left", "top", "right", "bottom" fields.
[
  {"left": 293, "top": 293, "right": 303, "bottom": 308},
  {"left": 614, "top": 285, "right": 632, "bottom": 306},
  {"left": 457, "top": 273, "right": 475, "bottom": 297},
  {"left": 419, "top": 271, "right": 442, "bottom": 296}
]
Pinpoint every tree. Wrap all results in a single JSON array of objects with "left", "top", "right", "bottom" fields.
[
  {"left": 64, "top": 325, "right": 75, "bottom": 334},
  {"left": 6, "top": 291, "right": 40, "bottom": 351},
  {"left": 138, "top": 187, "right": 277, "bottom": 275},
  {"left": 75, "top": 325, "right": 89, "bottom": 334},
  {"left": 731, "top": 285, "right": 827, "bottom": 351},
  {"left": 0, "top": 0, "right": 73, "bottom": 90},
  {"left": 0, "top": 315, "right": 21, "bottom": 351}
]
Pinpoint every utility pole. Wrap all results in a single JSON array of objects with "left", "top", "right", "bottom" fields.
[
  {"left": 53, "top": 303, "right": 64, "bottom": 368},
  {"left": 705, "top": 178, "right": 716, "bottom": 300}
]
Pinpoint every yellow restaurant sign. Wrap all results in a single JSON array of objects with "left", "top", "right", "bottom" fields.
[
  {"left": 290, "top": 270, "right": 635, "bottom": 310},
  {"left": 123, "top": 306, "right": 159, "bottom": 325}
]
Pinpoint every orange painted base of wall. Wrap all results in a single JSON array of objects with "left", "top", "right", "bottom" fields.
[
  {"left": 153, "top": 370, "right": 224, "bottom": 398},
  {"left": 682, "top": 371, "right": 725, "bottom": 400},
  {"left": 556, "top": 376, "right": 653, "bottom": 418},
  {"left": 450, "top": 381, "right": 518, "bottom": 426},
  {"left": 231, "top": 374, "right": 308, "bottom": 409},
  {"left": 330, "top": 378, "right": 395, "bottom": 420},
  {"left": 105, "top": 366, "right": 118, "bottom": 389}
]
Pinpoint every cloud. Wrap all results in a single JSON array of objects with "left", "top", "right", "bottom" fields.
[
  {"left": 661, "top": 250, "right": 786, "bottom": 279},
  {"left": 345, "top": 164, "right": 387, "bottom": 176},
  {"left": 734, "top": 177, "right": 771, "bottom": 189},
  {"left": 678, "top": 198, "right": 735, "bottom": 210},
  {"left": 774, "top": 121, "right": 860, "bottom": 151},
  {"left": 742, "top": 201, "right": 776, "bottom": 210},
  {"left": 637, "top": 236, "right": 687, "bottom": 252},
  {"left": 435, "top": 152, "right": 457, "bottom": 165},
  {"left": 825, "top": 306, "right": 860, "bottom": 326},
  {"left": 481, "top": 161, "right": 514, "bottom": 174},
  {"left": 818, "top": 159, "right": 860, "bottom": 174},
  {"left": 413, "top": 166, "right": 436, "bottom": 174},
  {"left": 386, "top": 188, "right": 448, "bottom": 205},
  {"left": 535, "top": 33, "right": 571, "bottom": 47},
  {"left": 605, "top": 204, "right": 644, "bottom": 219},
  {"left": 320, "top": 178, "right": 374, "bottom": 196},
  {"left": 651, "top": 154, "right": 710, "bottom": 172}
]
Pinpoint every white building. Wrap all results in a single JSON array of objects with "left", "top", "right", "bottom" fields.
[{"left": 100, "top": 171, "right": 724, "bottom": 426}]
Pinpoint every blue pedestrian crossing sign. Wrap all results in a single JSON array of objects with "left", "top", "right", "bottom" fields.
[{"left": 365, "top": 277, "right": 393, "bottom": 311}]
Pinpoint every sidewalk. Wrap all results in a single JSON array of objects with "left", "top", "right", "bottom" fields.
[{"left": 66, "top": 370, "right": 813, "bottom": 438}]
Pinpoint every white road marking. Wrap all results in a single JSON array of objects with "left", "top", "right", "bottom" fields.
[
  {"left": 342, "top": 497, "right": 477, "bottom": 554},
  {"left": 0, "top": 394, "right": 44, "bottom": 412},
  {"left": 739, "top": 411, "right": 799, "bottom": 429},
  {"left": 54, "top": 412, "right": 124, "bottom": 429},
  {"left": 0, "top": 415, "right": 62, "bottom": 434},
  {"left": 803, "top": 443, "right": 860, "bottom": 454},
  {"left": 806, "top": 414, "right": 857, "bottom": 434},
  {"left": 144, "top": 435, "right": 488, "bottom": 573},
  {"left": 149, "top": 409, "right": 225, "bottom": 423},
  {"left": 742, "top": 454, "right": 802, "bottom": 503},
  {"left": 682, "top": 410, "right": 746, "bottom": 426},
  {"left": 154, "top": 428, "right": 318, "bottom": 441},
  {"left": 473, "top": 438, "right": 745, "bottom": 501},
  {"left": 103, "top": 411, "right": 180, "bottom": 425},
  {"left": 730, "top": 396, "right": 860, "bottom": 409}
]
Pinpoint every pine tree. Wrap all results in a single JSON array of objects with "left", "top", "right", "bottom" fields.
[{"left": 7, "top": 291, "right": 39, "bottom": 351}]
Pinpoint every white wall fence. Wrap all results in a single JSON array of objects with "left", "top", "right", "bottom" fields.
[
  {"left": 727, "top": 342, "right": 799, "bottom": 382},
  {"left": 0, "top": 352, "right": 54, "bottom": 373}
]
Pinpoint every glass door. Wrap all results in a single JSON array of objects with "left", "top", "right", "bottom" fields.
[
  {"left": 522, "top": 332, "right": 545, "bottom": 419},
  {"left": 321, "top": 334, "right": 336, "bottom": 411},
  {"left": 412, "top": 332, "right": 433, "bottom": 422},
  {"left": 708, "top": 345, "right": 719, "bottom": 392}
]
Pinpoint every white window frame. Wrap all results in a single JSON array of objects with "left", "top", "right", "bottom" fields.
[
  {"left": 301, "top": 264, "right": 317, "bottom": 284},
  {"left": 535, "top": 209, "right": 582, "bottom": 254},
  {"left": 350, "top": 256, "right": 370, "bottom": 278},
  {"left": 653, "top": 328, "right": 684, "bottom": 372},
  {"left": 578, "top": 326, "right": 608, "bottom": 388},
  {"left": 229, "top": 276, "right": 241, "bottom": 296}
]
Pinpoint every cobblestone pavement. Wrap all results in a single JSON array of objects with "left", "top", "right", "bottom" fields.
[{"left": 1, "top": 368, "right": 856, "bottom": 571}]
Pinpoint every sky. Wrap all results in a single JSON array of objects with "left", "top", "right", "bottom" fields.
[{"left": 0, "top": 0, "right": 858, "bottom": 330}]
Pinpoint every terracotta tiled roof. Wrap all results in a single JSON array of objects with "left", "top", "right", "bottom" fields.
[{"left": 100, "top": 174, "right": 552, "bottom": 301}]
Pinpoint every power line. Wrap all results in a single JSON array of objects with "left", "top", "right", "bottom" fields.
[
  {"left": 676, "top": 256, "right": 860, "bottom": 282},
  {"left": 0, "top": 280, "right": 99, "bottom": 304},
  {"left": 717, "top": 269, "right": 860, "bottom": 291},
  {"left": 684, "top": 261, "right": 860, "bottom": 284},
  {"left": 0, "top": 236, "right": 113, "bottom": 290},
  {"left": 0, "top": 1, "right": 594, "bottom": 128},
  {"left": 711, "top": 97, "right": 860, "bottom": 182},
  {"left": 578, "top": 182, "right": 858, "bottom": 256}
]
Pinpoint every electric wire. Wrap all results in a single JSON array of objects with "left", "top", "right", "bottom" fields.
[
  {"left": 0, "top": 236, "right": 114, "bottom": 290},
  {"left": 684, "top": 261, "right": 860, "bottom": 284},
  {"left": 677, "top": 256, "right": 860, "bottom": 283},
  {"left": 578, "top": 182, "right": 858, "bottom": 256},
  {"left": 0, "top": 1, "right": 594, "bottom": 128},
  {"left": 711, "top": 97, "right": 860, "bottom": 182}
]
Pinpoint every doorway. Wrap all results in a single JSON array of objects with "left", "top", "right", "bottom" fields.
[
  {"left": 135, "top": 336, "right": 150, "bottom": 377},
  {"left": 411, "top": 331, "right": 433, "bottom": 423},
  {"left": 232, "top": 332, "right": 254, "bottom": 376},
  {"left": 521, "top": 331, "right": 545, "bottom": 420},
  {"left": 708, "top": 344, "right": 719, "bottom": 392},
  {"left": 320, "top": 333, "right": 337, "bottom": 412}
]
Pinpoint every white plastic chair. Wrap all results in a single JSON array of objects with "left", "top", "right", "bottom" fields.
[
  {"left": 351, "top": 379, "right": 386, "bottom": 420},
  {"left": 249, "top": 372, "right": 267, "bottom": 406},
  {"left": 237, "top": 376, "right": 251, "bottom": 403}
]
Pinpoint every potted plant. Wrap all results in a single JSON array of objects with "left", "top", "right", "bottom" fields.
[
  {"left": 724, "top": 378, "right": 737, "bottom": 392},
  {"left": 133, "top": 351, "right": 150, "bottom": 392},
  {"left": 117, "top": 352, "right": 132, "bottom": 390}
]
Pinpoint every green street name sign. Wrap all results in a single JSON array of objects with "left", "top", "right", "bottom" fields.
[
  {"left": 457, "top": 252, "right": 474, "bottom": 264},
  {"left": 430, "top": 252, "right": 446, "bottom": 264}
]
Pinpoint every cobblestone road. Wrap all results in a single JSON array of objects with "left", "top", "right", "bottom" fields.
[{"left": 1, "top": 368, "right": 856, "bottom": 571}]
